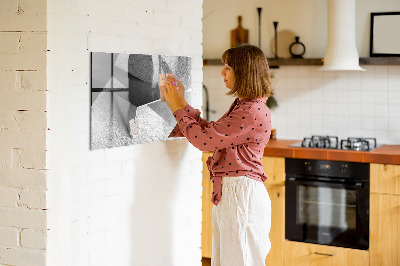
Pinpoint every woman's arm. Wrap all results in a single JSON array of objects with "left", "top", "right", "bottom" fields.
[{"left": 173, "top": 106, "right": 256, "bottom": 152}]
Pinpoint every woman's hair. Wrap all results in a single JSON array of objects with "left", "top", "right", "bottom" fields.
[{"left": 221, "top": 44, "right": 273, "bottom": 99}]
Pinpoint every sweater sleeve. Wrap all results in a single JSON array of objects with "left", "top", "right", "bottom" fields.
[
  {"left": 168, "top": 103, "right": 211, "bottom": 137},
  {"left": 172, "top": 106, "right": 256, "bottom": 152}
]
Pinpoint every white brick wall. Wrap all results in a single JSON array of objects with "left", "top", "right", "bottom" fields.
[
  {"left": 47, "top": 1, "right": 203, "bottom": 266},
  {"left": 0, "top": 0, "right": 48, "bottom": 265}
]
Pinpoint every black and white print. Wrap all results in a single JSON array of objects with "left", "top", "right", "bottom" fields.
[{"left": 90, "top": 52, "right": 192, "bottom": 149}]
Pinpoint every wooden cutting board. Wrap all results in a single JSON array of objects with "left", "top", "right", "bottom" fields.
[{"left": 231, "top": 16, "right": 249, "bottom": 48}]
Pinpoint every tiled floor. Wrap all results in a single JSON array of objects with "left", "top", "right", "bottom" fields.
[{"left": 202, "top": 257, "right": 211, "bottom": 266}]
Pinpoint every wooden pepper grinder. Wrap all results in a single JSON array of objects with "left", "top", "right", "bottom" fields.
[{"left": 231, "top": 16, "right": 249, "bottom": 48}]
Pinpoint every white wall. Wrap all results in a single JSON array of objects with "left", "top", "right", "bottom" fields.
[
  {"left": 203, "top": 0, "right": 400, "bottom": 58},
  {"left": 0, "top": 0, "right": 48, "bottom": 265},
  {"left": 203, "top": 0, "right": 400, "bottom": 145},
  {"left": 47, "top": 0, "right": 203, "bottom": 266}
]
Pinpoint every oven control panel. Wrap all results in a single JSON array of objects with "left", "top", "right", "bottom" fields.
[{"left": 286, "top": 158, "right": 369, "bottom": 180}]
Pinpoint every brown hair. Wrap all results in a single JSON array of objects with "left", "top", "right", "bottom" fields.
[{"left": 221, "top": 44, "right": 273, "bottom": 99}]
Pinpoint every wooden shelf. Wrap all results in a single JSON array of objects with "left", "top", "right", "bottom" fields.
[
  {"left": 203, "top": 57, "right": 400, "bottom": 67},
  {"left": 203, "top": 58, "right": 323, "bottom": 67},
  {"left": 359, "top": 57, "right": 400, "bottom": 65}
]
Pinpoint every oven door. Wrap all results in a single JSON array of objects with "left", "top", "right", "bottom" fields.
[{"left": 285, "top": 177, "right": 369, "bottom": 250}]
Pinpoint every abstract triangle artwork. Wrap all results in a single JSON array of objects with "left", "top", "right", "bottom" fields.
[{"left": 90, "top": 52, "right": 192, "bottom": 149}]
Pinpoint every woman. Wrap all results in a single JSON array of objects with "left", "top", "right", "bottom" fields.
[{"left": 161, "top": 44, "right": 273, "bottom": 266}]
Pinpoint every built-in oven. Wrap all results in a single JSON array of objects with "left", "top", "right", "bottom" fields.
[{"left": 285, "top": 158, "right": 370, "bottom": 250}]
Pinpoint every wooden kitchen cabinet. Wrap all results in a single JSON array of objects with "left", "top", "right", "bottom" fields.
[
  {"left": 201, "top": 153, "right": 286, "bottom": 266},
  {"left": 370, "top": 163, "right": 400, "bottom": 266},
  {"left": 370, "top": 163, "right": 400, "bottom": 195},
  {"left": 264, "top": 184, "right": 285, "bottom": 266},
  {"left": 370, "top": 193, "right": 400, "bottom": 266},
  {"left": 284, "top": 241, "right": 369, "bottom": 266},
  {"left": 202, "top": 152, "right": 213, "bottom": 258},
  {"left": 262, "top": 156, "right": 285, "bottom": 266}
]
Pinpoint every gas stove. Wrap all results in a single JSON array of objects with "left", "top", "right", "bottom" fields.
[{"left": 289, "top": 135, "right": 381, "bottom": 151}]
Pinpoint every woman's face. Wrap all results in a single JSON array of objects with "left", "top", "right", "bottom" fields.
[{"left": 220, "top": 64, "right": 235, "bottom": 89}]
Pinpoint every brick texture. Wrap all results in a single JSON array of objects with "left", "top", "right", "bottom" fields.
[{"left": 0, "top": 0, "right": 47, "bottom": 264}]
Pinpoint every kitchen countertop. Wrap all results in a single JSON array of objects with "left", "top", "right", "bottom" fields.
[{"left": 263, "top": 139, "right": 400, "bottom": 165}]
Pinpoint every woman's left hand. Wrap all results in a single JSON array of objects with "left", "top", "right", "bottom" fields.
[{"left": 160, "top": 77, "right": 184, "bottom": 113}]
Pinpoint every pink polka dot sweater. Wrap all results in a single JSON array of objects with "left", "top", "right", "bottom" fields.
[{"left": 169, "top": 97, "right": 272, "bottom": 206}]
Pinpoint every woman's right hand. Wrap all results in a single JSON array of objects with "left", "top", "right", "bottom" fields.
[{"left": 167, "top": 75, "right": 187, "bottom": 108}]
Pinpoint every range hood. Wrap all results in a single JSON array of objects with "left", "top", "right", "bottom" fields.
[{"left": 320, "top": 0, "right": 365, "bottom": 71}]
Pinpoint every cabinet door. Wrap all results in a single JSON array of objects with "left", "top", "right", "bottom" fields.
[
  {"left": 370, "top": 193, "right": 400, "bottom": 266},
  {"left": 370, "top": 163, "right": 400, "bottom": 195},
  {"left": 261, "top": 156, "right": 285, "bottom": 185},
  {"left": 202, "top": 152, "right": 213, "bottom": 258},
  {"left": 284, "top": 241, "right": 369, "bottom": 266},
  {"left": 264, "top": 184, "right": 284, "bottom": 266}
]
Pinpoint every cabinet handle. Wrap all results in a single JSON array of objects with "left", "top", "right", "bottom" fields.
[{"left": 314, "top": 252, "right": 335, "bottom": 257}]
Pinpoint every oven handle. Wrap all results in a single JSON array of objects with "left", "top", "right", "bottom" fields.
[
  {"left": 286, "top": 177, "right": 364, "bottom": 189},
  {"left": 314, "top": 252, "right": 335, "bottom": 257}
]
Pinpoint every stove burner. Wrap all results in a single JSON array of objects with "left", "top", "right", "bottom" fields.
[
  {"left": 294, "top": 136, "right": 379, "bottom": 151},
  {"left": 301, "top": 135, "right": 339, "bottom": 149},
  {"left": 340, "top": 137, "right": 377, "bottom": 151}
]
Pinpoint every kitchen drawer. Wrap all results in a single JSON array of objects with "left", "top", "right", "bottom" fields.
[{"left": 284, "top": 241, "right": 369, "bottom": 266}]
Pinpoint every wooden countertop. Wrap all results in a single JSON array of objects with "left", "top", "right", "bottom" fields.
[{"left": 263, "top": 139, "right": 400, "bottom": 165}]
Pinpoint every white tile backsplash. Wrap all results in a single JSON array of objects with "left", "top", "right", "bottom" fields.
[{"left": 204, "top": 65, "right": 400, "bottom": 144}]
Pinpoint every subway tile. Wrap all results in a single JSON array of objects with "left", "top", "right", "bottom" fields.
[
  {"left": 374, "top": 65, "right": 388, "bottom": 78},
  {"left": 348, "top": 116, "right": 362, "bottom": 129},
  {"left": 388, "top": 76, "right": 400, "bottom": 91},
  {"left": 361, "top": 103, "right": 375, "bottom": 116},
  {"left": 311, "top": 114, "right": 324, "bottom": 128},
  {"left": 336, "top": 90, "right": 349, "bottom": 103},
  {"left": 298, "top": 77, "right": 310, "bottom": 89},
  {"left": 310, "top": 66, "right": 324, "bottom": 77},
  {"left": 348, "top": 90, "right": 362, "bottom": 103},
  {"left": 388, "top": 117, "right": 400, "bottom": 131},
  {"left": 375, "top": 104, "right": 389, "bottom": 117},
  {"left": 361, "top": 90, "right": 374, "bottom": 104},
  {"left": 388, "top": 131, "right": 400, "bottom": 144},
  {"left": 361, "top": 129, "right": 375, "bottom": 138},
  {"left": 374, "top": 130, "right": 389, "bottom": 144},
  {"left": 361, "top": 75, "right": 374, "bottom": 91},
  {"left": 322, "top": 70, "right": 335, "bottom": 78},
  {"left": 285, "top": 66, "right": 298, "bottom": 77},
  {"left": 348, "top": 74, "right": 362, "bottom": 90},
  {"left": 336, "top": 115, "right": 348, "bottom": 129},
  {"left": 348, "top": 103, "right": 362, "bottom": 116},
  {"left": 388, "top": 65, "right": 400, "bottom": 76},
  {"left": 311, "top": 102, "right": 324, "bottom": 113},
  {"left": 374, "top": 90, "right": 388, "bottom": 104},
  {"left": 362, "top": 116, "right": 375, "bottom": 130},
  {"left": 323, "top": 86, "right": 336, "bottom": 103},
  {"left": 336, "top": 103, "right": 349, "bottom": 116},
  {"left": 374, "top": 77, "right": 388, "bottom": 91},
  {"left": 286, "top": 77, "right": 299, "bottom": 89},
  {"left": 388, "top": 104, "right": 400, "bottom": 117},
  {"left": 349, "top": 128, "right": 362, "bottom": 137},
  {"left": 374, "top": 117, "right": 389, "bottom": 131},
  {"left": 323, "top": 115, "right": 336, "bottom": 129},
  {"left": 298, "top": 67, "right": 311, "bottom": 78},
  {"left": 388, "top": 91, "right": 400, "bottom": 104},
  {"left": 323, "top": 103, "right": 336, "bottom": 115}
]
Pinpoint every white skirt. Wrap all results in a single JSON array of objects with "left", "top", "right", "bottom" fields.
[{"left": 212, "top": 176, "right": 271, "bottom": 266}]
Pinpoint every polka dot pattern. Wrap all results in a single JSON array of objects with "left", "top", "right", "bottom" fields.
[{"left": 169, "top": 97, "right": 272, "bottom": 206}]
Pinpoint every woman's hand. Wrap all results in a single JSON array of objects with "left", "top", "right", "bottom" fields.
[
  {"left": 160, "top": 77, "right": 185, "bottom": 114},
  {"left": 170, "top": 76, "right": 187, "bottom": 108}
]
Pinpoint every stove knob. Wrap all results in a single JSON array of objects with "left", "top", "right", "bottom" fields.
[
  {"left": 340, "top": 164, "right": 347, "bottom": 174},
  {"left": 305, "top": 162, "right": 312, "bottom": 171}
]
